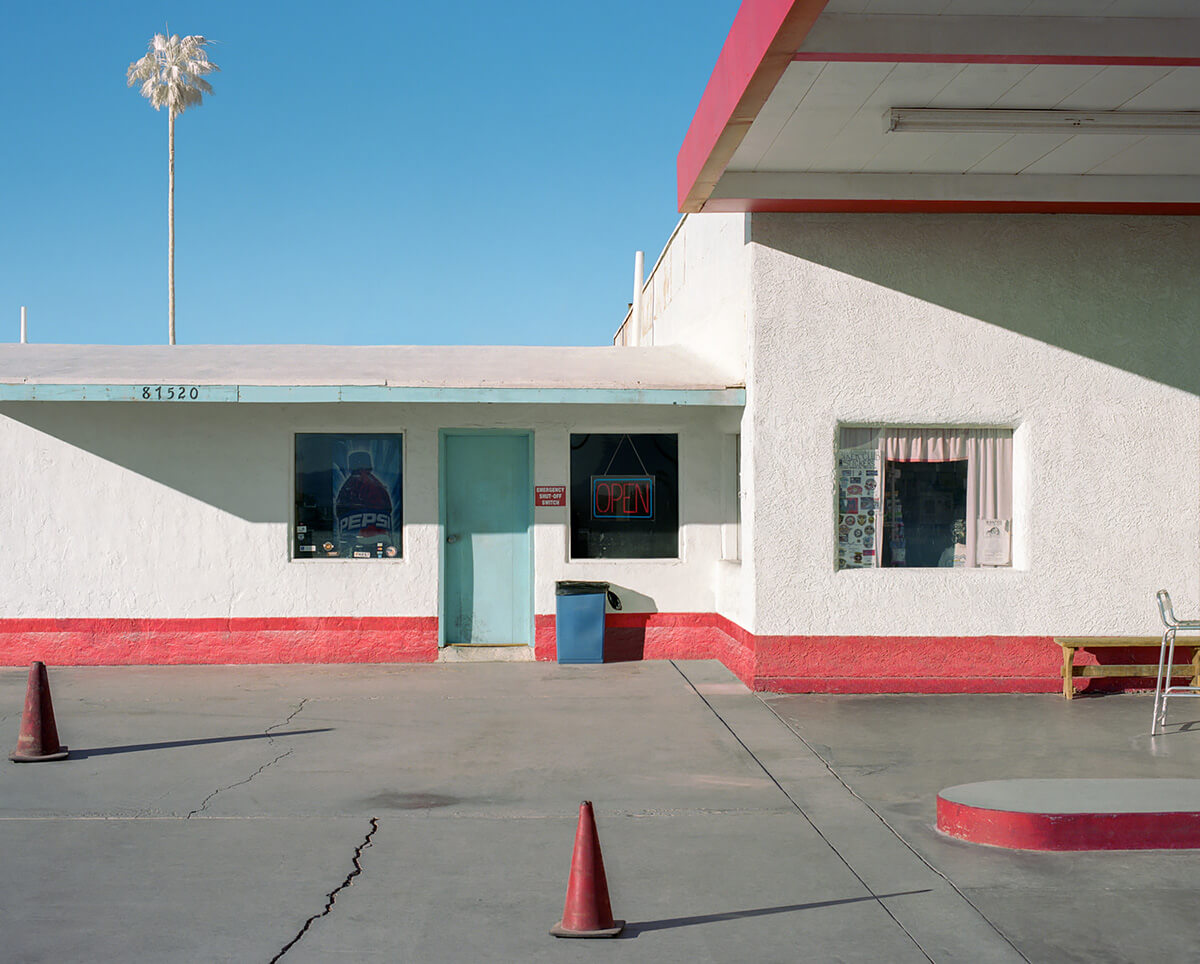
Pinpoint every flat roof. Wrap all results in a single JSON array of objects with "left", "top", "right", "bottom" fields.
[{"left": 0, "top": 344, "right": 745, "bottom": 406}]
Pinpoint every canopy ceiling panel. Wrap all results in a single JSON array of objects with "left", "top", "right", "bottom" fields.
[
  {"left": 679, "top": 0, "right": 1200, "bottom": 212},
  {"left": 730, "top": 64, "right": 1200, "bottom": 176}
]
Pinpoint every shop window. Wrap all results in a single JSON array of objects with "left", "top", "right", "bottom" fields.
[
  {"left": 570, "top": 433, "right": 678, "bottom": 559},
  {"left": 294, "top": 434, "right": 403, "bottom": 559},
  {"left": 837, "top": 427, "right": 1012, "bottom": 570},
  {"left": 882, "top": 460, "right": 967, "bottom": 567}
]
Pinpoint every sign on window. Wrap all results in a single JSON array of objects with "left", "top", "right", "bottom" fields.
[
  {"left": 977, "top": 519, "right": 1011, "bottom": 566},
  {"left": 591, "top": 476, "right": 654, "bottom": 520},
  {"left": 837, "top": 449, "right": 880, "bottom": 570},
  {"left": 294, "top": 434, "right": 403, "bottom": 559},
  {"left": 570, "top": 434, "right": 678, "bottom": 559}
]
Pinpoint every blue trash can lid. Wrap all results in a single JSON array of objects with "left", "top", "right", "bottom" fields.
[{"left": 555, "top": 581, "right": 609, "bottom": 596}]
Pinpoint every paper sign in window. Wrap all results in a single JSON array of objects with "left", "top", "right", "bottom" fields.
[{"left": 977, "top": 519, "right": 1011, "bottom": 566}]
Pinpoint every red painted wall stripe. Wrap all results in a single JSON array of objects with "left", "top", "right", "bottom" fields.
[
  {"left": 0, "top": 614, "right": 1161, "bottom": 696},
  {"left": 0, "top": 617, "right": 439, "bottom": 665},
  {"left": 678, "top": 0, "right": 829, "bottom": 212},
  {"left": 756, "top": 634, "right": 1059, "bottom": 677},
  {"left": 0, "top": 617, "right": 439, "bottom": 634},
  {"left": 792, "top": 52, "right": 1200, "bottom": 67},
  {"left": 533, "top": 612, "right": 756, "bottom": 685},
  {"left": 757, "top": 677, "right": 1060, "bottom": 694},
  {"left": 937, "top": 795, "right": 1200, "bottom": 851}
]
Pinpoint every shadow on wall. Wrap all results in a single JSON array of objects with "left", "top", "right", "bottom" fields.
[
  {"left": 0, "top": 402, "right": 296, "bottom": 523},
  {"left": 603, "top": 583, "right": 659, "bottom": 662},
  {"left": 0, "top": 404, "right": 741, "bottom": 527},
  {"left": 604, "top": 620, "right": 651, "bottom": 662},
  {"left": 0, "top": 402, "right": 456, "bottom": 526},
  {"left": 750, "top": 213, "right": 1200, "bottom": 396},
  {"left": 606, "top": 582, "right": 659, "bottom": 614}
]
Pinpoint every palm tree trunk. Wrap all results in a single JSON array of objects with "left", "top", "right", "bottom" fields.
[{"left": 168, "top": 111, "right": 175, "bottom": 346}]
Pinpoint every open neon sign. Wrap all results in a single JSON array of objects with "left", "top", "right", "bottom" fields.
[{"left": 591, "top": 476, "right": 654, "bottom": 520}]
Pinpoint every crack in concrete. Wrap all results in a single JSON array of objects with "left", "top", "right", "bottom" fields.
[
  {"left": 186, "top": 699, "right": 307, "bottom": 819},
  {"left": 269, "top": 817, "right": 378, "bottom": 963},
  {"left": 267, "top": 698, "right": 309, "bottom": 735},
  {"left": 186, "top": 750, "right": 294, "bottom": 819}
]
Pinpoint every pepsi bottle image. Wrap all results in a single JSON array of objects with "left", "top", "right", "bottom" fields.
[{"left": 335, "top": 451, "right": 393, "bottom": 556}]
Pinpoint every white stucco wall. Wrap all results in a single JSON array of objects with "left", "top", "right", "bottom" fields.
[
  {"left": 0, "top": 401, "right": 737, "bottom": 623},
  {"left": 746, "top": 212, "right": 1200, "bottom": 637},
  {"left": 615, "top": 213, "right": 754, "bottom": 629}
]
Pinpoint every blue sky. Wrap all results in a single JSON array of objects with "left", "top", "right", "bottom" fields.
[{"left": 0, "top": 2, "right": 736, "bottom": 346}]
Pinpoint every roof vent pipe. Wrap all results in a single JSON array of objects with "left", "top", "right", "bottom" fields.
[
  {"left": 20, "top": 306, "right": 26, "bottom": 344},
  {"left": 630, "top": 251, "right": 644, "bottom": 347}
]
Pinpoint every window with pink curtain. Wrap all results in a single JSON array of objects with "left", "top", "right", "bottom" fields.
[{"left": 837, "top": 427, "right": 1013, "bottom": 569}]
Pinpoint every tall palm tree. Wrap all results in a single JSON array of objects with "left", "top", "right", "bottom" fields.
[{"left": 127, "top": 34, "right": 219, "bottom": 345}]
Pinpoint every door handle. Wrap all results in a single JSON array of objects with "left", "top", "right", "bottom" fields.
[{"left": 446, "top": 534, "right": 459, "bottom": 544}]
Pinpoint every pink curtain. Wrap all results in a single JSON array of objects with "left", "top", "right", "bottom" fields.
[{"left": 841, "top": 427, "right": 1013, "bottom": 567}]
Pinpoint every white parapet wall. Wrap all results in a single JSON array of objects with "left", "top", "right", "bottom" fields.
[
  {"left": 621, "top": 213, "right": 751, "bottom": 379},
  {"left": 745, "top": 211, "right": 1200, "bottom": 639}
]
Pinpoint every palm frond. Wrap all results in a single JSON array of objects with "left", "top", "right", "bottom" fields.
[{"left": 126, "top": 32, "right": 219, "bottom": 117}]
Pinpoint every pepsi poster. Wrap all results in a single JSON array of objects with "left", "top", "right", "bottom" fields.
[{"left": 294, "top": 434, "right": 403, "bottom": 559}]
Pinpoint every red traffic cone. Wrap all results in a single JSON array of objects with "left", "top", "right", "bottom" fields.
[
  {"left": 10, "top": 662, "right": 68, "bottom": 762},
  {"left": 550, "top": 800, "right": 624, "bottom": 938}
]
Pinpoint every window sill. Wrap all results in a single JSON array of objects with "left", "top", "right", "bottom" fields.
[
  {"left": 565, "top": 557, "right": 684, "bottom": 565},
  {"left": 290, "top": 557, "right": 408, "bottom": 564},
  {"left": 836, "top": 565, "right": 1020, "bottom": 574}
]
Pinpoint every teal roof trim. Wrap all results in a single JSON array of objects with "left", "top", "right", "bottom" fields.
[{"left": 0, "top": 384, "right": 746, "bottom": 407}]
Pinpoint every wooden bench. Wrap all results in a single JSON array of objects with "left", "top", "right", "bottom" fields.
[{"left": 1055, "top": 636, "right": 1200, "bottom": 699}]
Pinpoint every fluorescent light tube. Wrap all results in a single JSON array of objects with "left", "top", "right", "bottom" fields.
[{"left": 886, "top": 109, "right": 1200, "bottom": 136}]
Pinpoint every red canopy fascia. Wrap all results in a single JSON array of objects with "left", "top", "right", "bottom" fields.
[{"left": 677, "top": 0, "right": 828, "bottom": 213}]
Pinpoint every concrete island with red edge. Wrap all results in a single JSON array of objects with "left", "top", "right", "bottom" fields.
[{"left": 938, "top": 779, "right": 1200, "bottom": 851}]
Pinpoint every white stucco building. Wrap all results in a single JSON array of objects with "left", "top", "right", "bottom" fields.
[{"left": 2, "top": 0, "right": 1197, "bottom": 692}]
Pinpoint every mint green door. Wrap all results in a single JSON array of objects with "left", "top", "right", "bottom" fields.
[{"left": 441, "top": 432, "right": 532, "bottom": 645}]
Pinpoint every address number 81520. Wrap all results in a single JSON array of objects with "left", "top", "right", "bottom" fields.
[{"left": 141, "top": 386, "right": 200, "bottom": 400}]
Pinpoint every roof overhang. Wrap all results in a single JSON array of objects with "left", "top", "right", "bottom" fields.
[
  {"left": 0, "top": 345, "right": 745, "bottom": 407},
  {"left": 679, "top": 0, "right": 1200, "bottom": 214}
]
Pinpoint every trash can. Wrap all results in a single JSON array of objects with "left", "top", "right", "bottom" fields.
[{"left": 555, "top": 581, "right": 619, "bottom": 664}]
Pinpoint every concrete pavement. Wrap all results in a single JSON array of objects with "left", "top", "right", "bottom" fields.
[
  {"left": 763, "top": 690, "right": 1200, "bottom": 964},
  {"left": 2, "top": 661, "right": 1190, "bottom": 961}
]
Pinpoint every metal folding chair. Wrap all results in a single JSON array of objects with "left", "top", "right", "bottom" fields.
[{"left": 1152, "top": 590, "right": 1200, "bottom": 733}]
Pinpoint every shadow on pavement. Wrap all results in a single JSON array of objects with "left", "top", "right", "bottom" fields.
[
  {"left": 621, "top": 889, "right": 931, "bottom": 937},
  {"left": 68, "top": 728, "right": 334, "bottom": 759}
]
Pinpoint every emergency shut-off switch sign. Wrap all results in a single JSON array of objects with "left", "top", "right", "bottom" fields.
[{"left": 535, "top": 486, "right": 566, "bottom": 507}]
